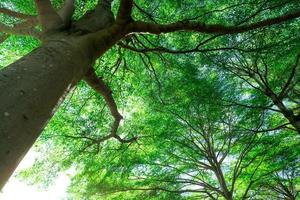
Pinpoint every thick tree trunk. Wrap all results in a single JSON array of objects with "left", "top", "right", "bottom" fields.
[{"left": 0, "top": 36, "right": 92, "bottom": 189}]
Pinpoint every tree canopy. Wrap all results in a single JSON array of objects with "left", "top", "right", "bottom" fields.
[{"left": 0, "top": 0, "right": 299, "bottom": 199}]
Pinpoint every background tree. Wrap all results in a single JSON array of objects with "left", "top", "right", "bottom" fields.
[
  {"left": 254, "top": 154, "right": 300, "bottom": 199},
  {"left": 205, "top": 43, "right": 300, "bottom": 133},
  {"left": 48, "top": 65, "right": 297, "bottom": 199}
]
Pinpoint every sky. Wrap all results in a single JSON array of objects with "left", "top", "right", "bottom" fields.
[{"left": 0, "top": 149, "right": 70, "bottom": 200}]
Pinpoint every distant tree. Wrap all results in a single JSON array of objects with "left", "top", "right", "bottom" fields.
[
  {"left": 253, "top": 154, "right": 300, "bottom": 200},
  {"left": 38, "top": 61, "right": 298, "bottom": 199},
  {"left": 207, "top": 48, "right": 300, "bottom": 133}
]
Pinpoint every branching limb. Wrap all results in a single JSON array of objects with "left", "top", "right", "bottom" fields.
[
  {"left": 116, "top": 0, "right": 134, "bottom": 24},
  {"left": 279, "top": 53, "right": 300, "bottom": 98},
  {"left": 0, "top": 6, "right": 40, "bottom": 37},
  {"left": 34, "top": 0, "right": 76, "bottom": 33},
  {"left": 126, "top": 9, "right": 300, "bottom": 34},
  {"left": 134, "top": 2, "right": 157, "bottom": 23},
  {"left": 34, "top": 0, "right": 63, "bottom": 32},
  {"left": 0, "top": 34, "right": 9, "bottom": 44},
  {"left": 0, "top": 22, "right": 19, "bottom": 35},
  {"left": 57, "top": 0, "right": 75, "bottom": 25},
  {"left": 0, "top": 22, "right": 40, "bottom": 38},
  {"left": 0, "top": 7, "right": 35, "bottom": 19},
  {"left": 221, "top": 101, "right": 280, "bottom": 113},
  {"left": 85, "top": 68, "right": 121, "bottom": 120},
  {"left": 73, "top": 0, "right": 114, "bottom": 33},
  {"left": 119, "top": 42, "right": 258, "bottom": 54},
  {"left": 84, "top": 67, "right": 137, "bottom": 144},
  {"left": 98, "top": 0, "right": 114, "bottom": 9}
]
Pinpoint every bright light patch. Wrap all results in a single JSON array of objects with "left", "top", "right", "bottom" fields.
[{"left": 0, "top": 149, "right": 70, "bottom": 200}]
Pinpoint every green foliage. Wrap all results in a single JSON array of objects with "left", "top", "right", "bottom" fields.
[{"left": 1, "top": 0, "right": 300, "bottom": 199}]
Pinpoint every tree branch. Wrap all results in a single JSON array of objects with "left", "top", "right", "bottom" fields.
[
  {"left": 34, "top": 0, "right": 63, "bottom": 32},
  {"left": 73, "top": 0, "right": 114, "bottom": 33},
  {"left": 84, "top": 67, "right": 137, "bottom": 144},
  {"left": 0, "top": 34, "right": 9, "bottom": 44},
  {"left": 98, "top": 0, "right": 114, "bottom": 9},
  {"left": 0, "top": 7, "right": 35, "bottom": 19},
  {"left": 57, "top": 0, "right": 75, "bottom": 25},
  {"left": 119, "top": 42, "right": 263, "bottom": 54},
  {"left": 116, "top": 0, "right": 134, "bottom": 24},
  {"left": 100, "top": 186, "right": 209, "bottom": 196},
  {"left": 0, "top": 6, "right": 40, "bottom": 37},
  {"left": 126, "top": 9, "right": 300, "bottom": 34},
  {"left": 134, "top": 2, "right": 157, "bottom": 23},
  {"left": 0, "top": 22, "right": 40, "bottom": 38},
  {"left": 279, "top": 53, "right": 300, "bottom": 98}
]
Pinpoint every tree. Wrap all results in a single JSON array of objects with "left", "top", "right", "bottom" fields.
[
  {"left": 0, "top": 0, "right": 299, "bottom": 193},
  {"left": 37, "top": 60, "right": 297, "bottom": 199},
  {"left": 206, "top": 45, "right": 300, "bottom": 133},
  {"left": 255, "top": 156, "right": 300, "bottom": 199}
]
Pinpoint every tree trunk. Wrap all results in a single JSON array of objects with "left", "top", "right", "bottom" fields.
[
  {"left": 0, "top": 36, "right": 92, "bottom": 189},
  {"left": 267, "top": 93, "right": 300, "bottom": 134},
  {"left": 215, "top": 166, "right": 232, "bottom": 200}
]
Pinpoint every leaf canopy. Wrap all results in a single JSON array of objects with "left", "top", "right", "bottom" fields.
[{"left": 0, "top": 0, "right": 299, "bottom": 199}]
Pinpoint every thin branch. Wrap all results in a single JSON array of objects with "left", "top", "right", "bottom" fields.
[
  {"left": 126, "top": 9, "right": 300, "bottom": 34},
  {"left": 279, "top": 53, "right": 300, "bottom": 98},
  {"left": 186, "top": 2, "right": 260, "bottom": 21},
  {"left": 134, "top": 2, "right": 157, "bottom": 23},
  {"left": 0, "top": 8, "right": 40, "bottom": 36},
  {"left": 119, "top": 40, "right": 277, "bottom": 55},
  {"left": 0, "top": 7, "right": 35, "bottom": 19},
  {"left": 100, "top": 186, "right": 206, "bottom": 196},
  {"left": 0, "top": 22, "right": 40, "bottom": 37},
  {"left": 221, "top": 101, "right": 280, "bottom": 113},
  {"left": 0, "top": 34, "right": 9, "bottom": 44}
]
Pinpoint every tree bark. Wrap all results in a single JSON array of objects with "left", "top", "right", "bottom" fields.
[
  {"left": 0, "top": 35, "right": 93, "bottom": 189},
  {"left": 0, "top": 0, "right": 123, "bottom": 188}
]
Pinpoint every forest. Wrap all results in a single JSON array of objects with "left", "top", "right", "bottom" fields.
[{"left": 0, "top": 0, "right": 299, "bottom": 199}]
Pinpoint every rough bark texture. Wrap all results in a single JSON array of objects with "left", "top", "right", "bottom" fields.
[
  {"left": 0, "top": 35, "right": 93, "bottom": 189},
  {"left": 0, "top": 0, "right": 117, "bottom": 189}
]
